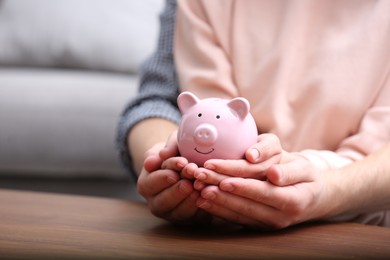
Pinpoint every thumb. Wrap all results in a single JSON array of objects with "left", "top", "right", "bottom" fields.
[
  {"left": 144, "top": 154, "right": 163, "bottom": 173},
  {"left": 245, "top": 133, "right": 282, "bottom": 163},
  {"left": 143, "top": 142, "right": 165, "bottom": 172},
  {"left": 160, "top": 130, "right": 180, "bottom": 160}
]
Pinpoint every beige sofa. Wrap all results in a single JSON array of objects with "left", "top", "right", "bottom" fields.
[{"left": 0, "top": 0, "right": 163, "bottom": 190}]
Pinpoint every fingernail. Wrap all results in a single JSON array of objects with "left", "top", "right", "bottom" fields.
[
  {"left": 204, "top": 163, "right": 215, "bottom": 170},
  {"left": 177, "top": 161, "right": 185, "bottom": 168},
  {"left": 197, "top": 199, "right": 211, "bottom": 209},
  {"left": 167, "top": 176, "right": 177, "bottom": 184},
  {"left": 202, "top": 191, "right": 216, "bottom": 200},
  {"left": 250, "top": 148, "right": 260, "bottom": 161},
  {"left": 179, "top": 182, "right": 192, "bottom": 193},
  {"left": 193, "top": 180, "right": 205, "bottom": 190},
  {"left": 194, "top": 171, "right": 207, "bottom": 181},
  {"left": 189, "top": 166, "right": 197, "bottom": 175},
  {"left": 221, "top": 183, "right": 234, "bottom": 192}
]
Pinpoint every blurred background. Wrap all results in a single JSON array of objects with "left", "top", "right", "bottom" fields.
[{"left": 0, "top": 0, "right": 164, "bottom": 200}]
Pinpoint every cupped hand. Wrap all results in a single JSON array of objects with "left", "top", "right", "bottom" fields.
[
  {"left": 196, "top": 156, "right": 329, "bottom": 229},
  {"left": 137, "top": 134, "right": 211, "bottom": 224}
]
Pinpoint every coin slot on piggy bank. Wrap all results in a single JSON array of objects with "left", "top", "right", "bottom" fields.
[{"left": 177, "top": 92, "right": 258, "bottom": 166}]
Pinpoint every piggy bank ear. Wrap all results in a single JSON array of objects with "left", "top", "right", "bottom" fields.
[
  {"left": 177, "top": 92, "right": 200, "bottom": 114},
  {"left": 227, "top": 97, "right": 250, "bottom": 120}
]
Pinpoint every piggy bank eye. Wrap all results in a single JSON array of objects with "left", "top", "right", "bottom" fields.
[
  {"left": 198, "top": 113, "right": 202, "bottom": 117},
  {"left": 216, "top": 115, "right": 220, "bottom": 119}
]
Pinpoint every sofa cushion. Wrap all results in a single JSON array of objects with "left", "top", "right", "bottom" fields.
[
  {"left": 0, "top": 0, "right": 164, "bottom": 73},
  {"left": 0, "top": 68, "right": 138, "bottom": 179}
]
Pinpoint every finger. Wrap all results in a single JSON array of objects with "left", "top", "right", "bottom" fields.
[
  {"left": 161, "top": 156, "right": 188, "bottom": 171},
  {"left": 203, "top": 157, "right": 278, "bottom": 179},
  {"left": 143, "top": 142, "right": 166, "bottom": 173},
  {"left": 266, "top": 158, "right": 316, "bottom": 186},
  {"left": 160, "top": 130, "right": 179, "bottom": 160},
  {"left": 193, "top": 179, "right": 207, "bottom": 190},
  {"left": 180, "top": 163, "right": 198, "bottom": 180},
  {"left": 137, "top": 168, "right": 180, "bottom": 198},
  {"left": 143, "top": 154, "right": 163, "bottom": 173},
  {"left": 245, "top": 133, "right": 282, "bottom": 163},
  {"left": 149, "top": 179, "right": 194, "bottom": 217},
  {"left": 168, "top": 190, "right": 201, "bottom": 222},
  {"left": 218, "top": 178, "right": 291, "bottom": 212},
  {"left": 194, "top": 167, "right": 229, "bottom": 185},
  {"left": 197, "top": 186, "right": 279, "bottom": 229}
]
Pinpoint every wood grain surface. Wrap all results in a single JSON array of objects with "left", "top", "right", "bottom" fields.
[{"left": 0, "top": 189, "right": 389, "bottom": 259}]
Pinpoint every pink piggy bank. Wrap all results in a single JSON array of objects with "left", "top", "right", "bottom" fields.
[{"left": 177, "top": 92, "right": 258, "bottom": 166}]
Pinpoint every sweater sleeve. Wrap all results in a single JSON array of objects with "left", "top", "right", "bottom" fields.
[
  {"left": 300, "top": 74, "right": 390, "bottom": 170},
  {"left": 116, "top": 0, "right": 181, "bottom": 179}
]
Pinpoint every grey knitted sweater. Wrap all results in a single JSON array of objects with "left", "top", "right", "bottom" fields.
[{"left": 116, "top": 0, "right": 179, "bottom": 179}]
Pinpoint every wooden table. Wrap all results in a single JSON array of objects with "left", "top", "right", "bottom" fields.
[{"left": 0, "top": 189, "right": 389, "bottom": 259}]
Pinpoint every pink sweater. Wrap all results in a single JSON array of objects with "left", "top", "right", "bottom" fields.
[{"left": 175, "top": 0, "right": 390, "bottom": 170}]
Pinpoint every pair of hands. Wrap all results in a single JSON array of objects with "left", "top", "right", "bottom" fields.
[{"left": 137, "top": 133, "right": 327, "bottom": 229}]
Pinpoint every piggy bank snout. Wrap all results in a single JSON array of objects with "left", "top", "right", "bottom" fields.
[{"left": 194, "top": 124, "right": 218, "bottom": 145}]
